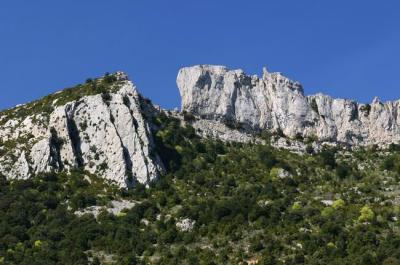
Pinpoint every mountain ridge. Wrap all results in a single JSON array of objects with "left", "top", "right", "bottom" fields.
[
  {"left": 177, "top": 65, "right": 400, "bottom": 146},
  {"left": 1, "top": 66, "right": 400, "bottom": 187}
]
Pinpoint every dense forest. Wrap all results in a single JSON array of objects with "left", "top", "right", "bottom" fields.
[{"left": 2, "top": 112, "right": 400, "bottom": 264}]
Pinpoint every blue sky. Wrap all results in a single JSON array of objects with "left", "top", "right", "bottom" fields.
[{"left": 1, "top": 1, "right": 399, "bottom": 110}]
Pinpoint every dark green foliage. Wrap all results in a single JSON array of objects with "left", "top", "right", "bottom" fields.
[
  {"left": 389, "top": 143, "right": 400, "bottom": 152},
  {"left": 182, "top": 111, "right": 196, "bottom": 122},
  {"left": 294, "top": 132, "right": 304, "bottom": 141},
  {"left": 320, "top": 148, "right": 337, "bottom": 168},
  {"left": 223, "top": 118, "right": 243, "bottom": 130},
  {"left": 276, "top": 127, "right": 285, "bottom": 137},
  {"left": 306, "top": 144, "right": 314, "bottom": 154},
  {"left": 79, "top": 120, "right": 88, "bottom": 131},
  {"left": 1, "top": 113, "right": 400, "bottom": 264},
  {"left": 0, "top": 172, "right": 118, "bottom": 264},
  {"left": 382, "top": 154, "right": 400, "bottom": 174},
  {"left": 336, "top": 163, "right": 351, "bottom": 179},
  {"left": 383, "top": 156, "right": 396, "bottom": 171},
  {"left": 360, "top": 104, "right": 372, "bottom": 116},
  {"left": 101, "top": 92, "right": 112, "bottom": 103},
  {"left": 103, "top": 73, "right": 117, "bottom": 84}
]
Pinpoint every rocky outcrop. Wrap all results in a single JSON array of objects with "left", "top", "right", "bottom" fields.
[
  {"left": 177, "top": 65, "right": 400, "bottom": 146},
  {"left": 176, "top": 218, "right": 196, "bottom": 232},
  {"left": 74, "top": 199, "right": 137, "bottom": 218},
  {"left": 0, "top": 73, "right": 164, "bottom": 187},
  {"left": 3, "top": 65, "right": 399, "bottom": 186}
]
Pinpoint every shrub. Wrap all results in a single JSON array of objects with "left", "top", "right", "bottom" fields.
[
  {"left": 360, "top": 104, "right": 371, "bottom": 116},
  {"left": 306, "top": 144, "right": 314, "bottom": 154},
  {"left": 103, "top": 73, "right": 117, "bottom": 84},
  {"left": 101, "top": 92, "right": 112, "bottom": 103},
  {"left": 358, "top": 205, "right": 374, "bottom": 222},
  {"left": 183, "top": 111, "right": 196, "bottom": 122},
  {"left": 34, "top": 240, "right": 42, "bottom": 248},
  {"left": 276, "top": 128, "right": 285, "bottom": 137},
  {"left": 332, "top": 199, "right": 345, "bottom": 210},
  {"left": 320, "top": 148, "right": 336, "bottom": 168},
  {"left": 383, "top": 156, "right": 396, "bottom": 171}
]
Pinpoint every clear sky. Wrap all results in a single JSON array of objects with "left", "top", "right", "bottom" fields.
[{"left": 1, "top": 1, "right": 399, "bottom": 110}]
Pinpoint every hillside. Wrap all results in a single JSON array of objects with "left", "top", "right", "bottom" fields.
[{"left": 1, "top": 68, "right": 400, "bottom": 264}]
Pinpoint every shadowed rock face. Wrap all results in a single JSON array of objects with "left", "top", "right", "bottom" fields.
[
  {"left": 0, "top": 73, "right": 164, "bottom": 187},
  {"left": 177, "top": 65, "right": 400, "bottom": 146}
]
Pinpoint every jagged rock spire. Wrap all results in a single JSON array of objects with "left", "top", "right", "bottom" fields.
[{"left": 262, "top": 66, "right": 269, "bottom": 79}]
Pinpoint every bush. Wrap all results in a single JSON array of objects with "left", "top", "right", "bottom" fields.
[
  {"left": 383, "top": 156, "right": 396, "bottom": 171},
  {"left": 103, "top": 73, "right": 117, "bottom": 84},
  {"left": 306, "top": 144, "right": 314, "bottom": 154},
  {"left": 183, "top": 111, "right": 196, "bottom": 122},
  {"left": 360, "top": 104, "right": 371, "bottom": 116},
  {"left": 101, "top": 92, "right": 112, "bottom": 103},
  {"left": 336, "top": 164, "right": 350, "bottom": 179},
  {"left": 359, "top": 205, "right": 375, "bottom": 222},
  {"left": 320, "top": 148, "right": 336, "bottom": 168},
  {"left": 276, "top": 128, "right": 285, "bottom": 137},
  {"left": 332, "top": 199, "right": 345, "bottom": 210}
]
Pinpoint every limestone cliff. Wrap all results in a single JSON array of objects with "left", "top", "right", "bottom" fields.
[
  {"left": 2, "top": 65, "right": 400, "bottom": 186},
  {"left": 177, "top": 65, "right": 400, "bottom": 146},
  {"left": 0, "top": 72, "right": 164, "bottom": 187}
]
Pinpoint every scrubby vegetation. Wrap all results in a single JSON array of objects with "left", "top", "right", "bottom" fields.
[
  {"left": 2, "top": 113, "right": 400, "bottom": 264},
  {"left": 0, "top": 73, "right": 124, "bottom": 126}
]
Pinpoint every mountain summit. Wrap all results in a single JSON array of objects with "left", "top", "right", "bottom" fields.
[{"left": 0, "top": 72, "right": 163, "bottom": 187}]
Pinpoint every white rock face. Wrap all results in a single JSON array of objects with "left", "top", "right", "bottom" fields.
[
  {"left": 9, "top": 151, "right": 30, "bottom": 179},
  {"left": 74, "top": 199, "right": 137, "bottom": 218},
  {"left": 176, "top": 218, "right": 196, "bottom": 232},
  {"left": 30, "top": 138, "right": 53, "bottom": 174},
  {"left": 177, "top": 65, "right": 400, "bottom": 146},
  {"left": 190, "top": 118, "right": 257, "bottom": 143},
  {"left": 0, "top": 74, "right": 164, "bottom": 187}
]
